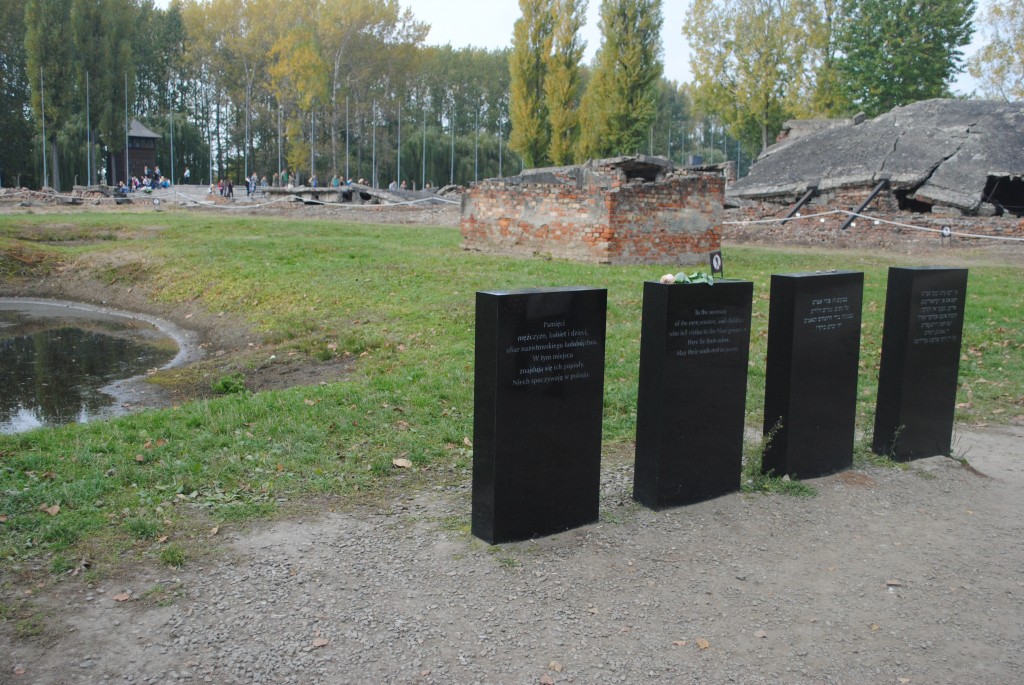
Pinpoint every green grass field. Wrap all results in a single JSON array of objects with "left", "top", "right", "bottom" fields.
[{"left": 1, "top": 212, "right": 1021, "bottom": 574}]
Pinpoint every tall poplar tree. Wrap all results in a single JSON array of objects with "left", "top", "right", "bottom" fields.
[
  {"left": 0, "top": 0, "right": 34, "bottom": 186},
  {"left": 509, "top": 0, "right": 554, "bottom": 168},
  {"left": 544, "top": 0, "right": 587, "bottom": 165},
  {"left": 833, "top": 0, "right": 975, "bottom": 117},
  {"left": 578, "top": 0, "right": 663, "bottom": 159},
  {"left": 808, "top": 0, "right": 847, "bottom": 117},
  {"left": 25, "top": 0, "right": 75, "bottom": 189},
  {"left": 685, "top": 0, "right": 817, "bottom": 153},
  {"left": 71, "top": 0, "right": 136, "bottom": 185},
  {"left": 133, "top": 0, "right": 188, "bottom": 116}
]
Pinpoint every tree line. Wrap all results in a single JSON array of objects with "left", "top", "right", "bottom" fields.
[
  {"left": 684, "top": 0, "right": 983, "bottom": 154},
  {"left": 0, "top": 0, "right": 1018, "bottom": 191}
]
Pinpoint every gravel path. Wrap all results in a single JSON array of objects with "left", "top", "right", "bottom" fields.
[{"left": 4, "top": 425, "right": 1023, "bottom": 685}]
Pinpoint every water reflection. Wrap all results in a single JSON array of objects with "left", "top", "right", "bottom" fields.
[{"left": 0, "top": 302, "right": 178, "bottom": 433}]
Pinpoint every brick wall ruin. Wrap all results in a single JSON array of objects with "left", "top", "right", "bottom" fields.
[{"left": 460, "top": 157, "right": 725, "bottom": 265}]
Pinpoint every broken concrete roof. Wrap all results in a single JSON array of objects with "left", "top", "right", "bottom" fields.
[
  {"left": 510, "top": 155, "right": 675, "bottom": 186},
  {"left": 728, "top": 99, "right": 1024, "bottom": 213}
]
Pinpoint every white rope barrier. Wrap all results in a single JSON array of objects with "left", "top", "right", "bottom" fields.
[
  {"left": 722, "top": 209, "right": 846, "bottom": 225},
  {"left": 837, "top": 210, "right": 1024, "bottom": 243},
  {"left": 723, "top": 207, "right": 1024, "bottom": 243}
]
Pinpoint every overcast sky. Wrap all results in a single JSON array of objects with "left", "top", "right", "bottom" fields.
[{"left": 407, "top": 0, "right": 694, "bottom": 84}]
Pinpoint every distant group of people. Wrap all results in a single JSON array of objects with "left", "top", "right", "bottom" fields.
[
  {"left": 116, "top": 164, "right": 171, "bottom": 194},
  {"left": 388, "top": 179, "right": 422, "bottom": 191},
  {"left": 245, "top": 172, "right": 268, "bottom": 197},
  {"left": 110, "top": 162, "right": 439, "bottom": 199},
  {"left": 213, "top": 178, "right": 234, "bottom": 197},
  {"left": 206, "top": 172, "right": 271, "bottom": 199},
  {"left": 179, "top": 168, "right": 440, "bottom": 199}
]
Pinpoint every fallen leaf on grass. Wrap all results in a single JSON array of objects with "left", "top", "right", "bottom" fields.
[
  {"left": 696, "top": 638, "right": 710, "bottom": 650},
  {"left": 463, "top": 437, "right": 472, "bottom": 446},
  {"left": 113, "top": 592, "right": 131, "bottom": 602},
  {"left": 209, "top": 526, "right": 219, "bottom": 536},
  {"left": 547, "top": 660, "right": 563, "bottom": 672},
  {"left": 0, "top": 514, "right": 8, "bottom": 523},
  {"left": 157, "top": 536, "right": 168, "bottom": 544},
  {"left": 38, "top": 504, "right": 60, "bottom": 516},
  {"left": 135, "top": 454, "right": 146, "bottom": 463},
  {"left": 312, "top": 638, "right": 329, "bottom": 648},
  {"left": 304, "top": 398, "right": 317, "bottom": 406},
  {"left": 392, "top": 458, "right": 413, "bottom": 469}
]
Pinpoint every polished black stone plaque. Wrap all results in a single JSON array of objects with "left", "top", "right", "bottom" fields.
[
  {"left": 873, "top": 267, "right": 968, "bottom": 460},
  {"left": 472, "top": 287, "right": 607, "bottom": 543},
  {"left": 634, "top": 280, "right": 753, "bottom": 508},
  {"left": 762, "top": 271, "right": 864, "bottom": 478}
]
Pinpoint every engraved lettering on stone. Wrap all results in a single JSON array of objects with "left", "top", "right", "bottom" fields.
[
  {"left": 668, "top": 307, "right": 745, "bottom": 357},
  {"left": 913, "top": 289, "right": 961, "bottom": 345},
  {"left": 802, "top": 296, "right": 854, "bottom": 332},
  {"left": 508, "top": 319, "right": 597, "bottom": 386}
]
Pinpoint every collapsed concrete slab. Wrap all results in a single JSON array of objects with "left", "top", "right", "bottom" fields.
[
  {"left": 728, "top": 99, "right": 1024, "bottom": 217},
  {"left": 460, "top": 156, "right": 729, "bottom": 265}
]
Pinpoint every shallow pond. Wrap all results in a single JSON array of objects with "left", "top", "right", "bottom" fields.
[{"left": 0, "top": 301, "right": 180, "bottom": 433}]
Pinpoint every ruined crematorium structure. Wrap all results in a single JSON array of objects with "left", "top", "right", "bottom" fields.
[
  {"left": 460, "top": 156, "right": 728, "bottom": 265},
  {"left": 728, "top": 99, "right": 1024, "bottom": 222}
]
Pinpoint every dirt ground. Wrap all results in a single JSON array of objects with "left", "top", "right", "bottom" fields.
[
  {"left": 3, "top": 427, "right": 1022, "bottom": 685},
  {"left": 1, "top": 198, "right": 1023, "bottom": 684}
]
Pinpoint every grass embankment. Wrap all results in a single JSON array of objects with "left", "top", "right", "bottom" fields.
[{"left": 0, "top": 212, "right": 1021, "bottom": 576}]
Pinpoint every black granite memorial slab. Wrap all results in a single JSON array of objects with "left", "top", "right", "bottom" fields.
[
  {"left": 762, "top": 271, "right": 864, "bottom": 478},
  {"left": 472, "top": 287, "right": 607, "bottom": 543},
  {"left": 873, "top": 267, "right": 968, "bottom": 460},
  {"left": 634, "top": 280, "right": 753, "bottom": 508}
]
